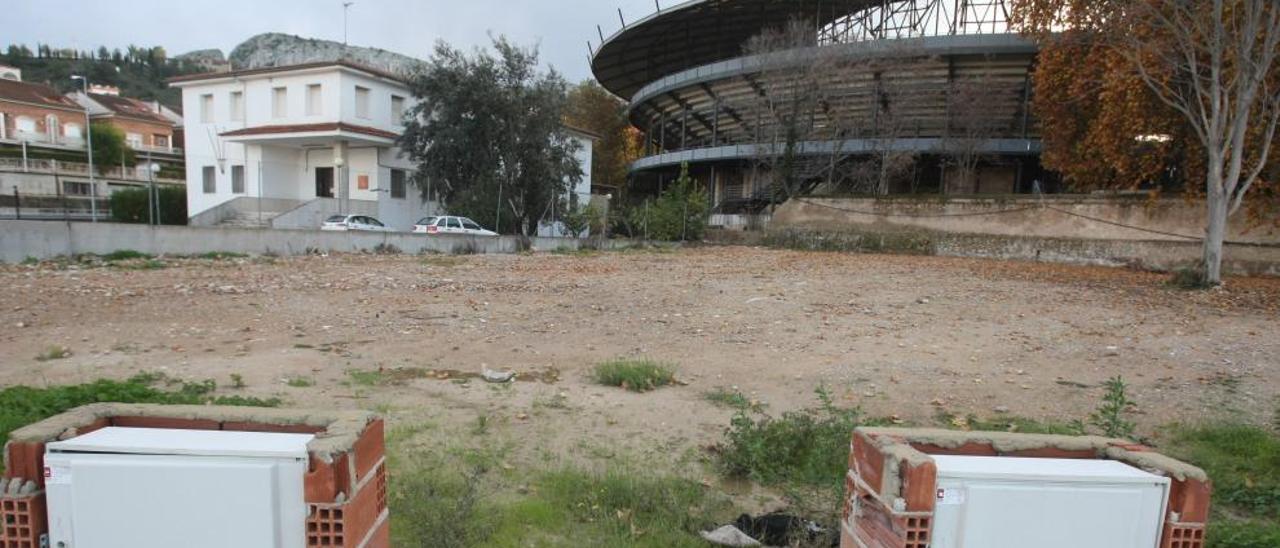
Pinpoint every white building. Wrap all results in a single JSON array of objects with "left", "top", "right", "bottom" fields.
[{"left": 171, "top": 61, "right": 433, "bottom": 230}]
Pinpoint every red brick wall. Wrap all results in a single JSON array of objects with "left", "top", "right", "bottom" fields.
[{"left": 106, "top": 117, "right": 173, "bottom": 149}]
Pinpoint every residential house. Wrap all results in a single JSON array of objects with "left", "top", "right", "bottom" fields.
[
  {"left": 0, "top": 65, "right": 21, "bottom": 81},
  {"left": 0, "top": 78, "right": 87, "bottom": 148},
  {"left": 170, "top": 61, "right": 432, "bottom": 230},
  {"left": 69, "top": 88, "right": 179, "bottom": 156},
  {"left": 537, "top": 125, "right": 601, "bottom": 237}
]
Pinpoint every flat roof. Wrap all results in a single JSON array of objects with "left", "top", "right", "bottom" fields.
[{"left": 169, "top": 60, "right": 409, "bottom": 86}]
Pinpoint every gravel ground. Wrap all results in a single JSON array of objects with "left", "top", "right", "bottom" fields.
[{"left": 2, "top": 246, "right": 1277, "bottom": 468}]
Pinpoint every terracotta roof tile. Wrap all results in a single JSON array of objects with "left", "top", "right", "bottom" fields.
[
  {"left": 88, "top": 93, "right": 173, "bottom": 125},
  {"left": 0, "top": 79, "right": 82, "bottom": 111}
]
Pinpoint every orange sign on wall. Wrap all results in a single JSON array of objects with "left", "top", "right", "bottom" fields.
[{"left": 357, "top": 175, "right": 369, "bottom": 190}]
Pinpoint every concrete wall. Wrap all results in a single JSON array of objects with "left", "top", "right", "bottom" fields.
[
  {"left": 755, "top": 228, "right": 1280, "bottom": 277},
  {"left": 0, "top": 220, "right": 641, "bottom": 263},
  {"left": 772, "top": 196, "right": 1280, "bottom": 245}
]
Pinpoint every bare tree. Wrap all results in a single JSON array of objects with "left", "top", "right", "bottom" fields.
[
  {"left": 941, "top": 72, "right": 1013, "bottom": 194},
  {"left": 1120, "top": 0, "right": 1280, "bottom": 285}
]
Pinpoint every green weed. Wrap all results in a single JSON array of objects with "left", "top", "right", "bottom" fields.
[
  {"left": 704, "top": 387, "right": 763, "bottom": 411},
  {"left": 101, "top": 250, "right": 151, "bottom": 261},
  {"left": 285, "top": 377, "right": 315, "bottom": 388},
  {"left": 35, "top": 346, "right": 71, "bottom": 362},
  {"left": 718, "top": 385, "right": 862, "bottom": 487},
  {"left": 1090, "top": 375, "right": 1136, "bottom": 439},
  {"left": 593, "top": 359, "right": 676, "bottom": 392}
]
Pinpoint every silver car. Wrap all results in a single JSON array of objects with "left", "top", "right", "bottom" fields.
[
  {"left": 412, "top": 216, "right": 498, "bottom": 236},
  {"left": 321, "top": 215, "right": 393, "bottom": 232}
]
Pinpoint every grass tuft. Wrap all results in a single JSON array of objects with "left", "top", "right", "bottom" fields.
[
  {"left": 593, "top": 359, "right": 676, "bottom": 392},
  {"left": 101, "top": 250, "right": 151, "bottom": 262},
  {"left": 285, "top": 377, "right": 315, "bottom": 388}
]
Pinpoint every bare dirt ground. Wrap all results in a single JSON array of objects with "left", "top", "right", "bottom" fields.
[{"left": 2, "top": 247, "right": 1278, "bottom": 471}]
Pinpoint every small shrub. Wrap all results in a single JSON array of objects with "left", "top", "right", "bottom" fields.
[
  {"left": 627, "top": 163, "right": 710, "bottom": 241},
  {"left": 1090, "top": 375, "right": 1136, "bottom": 439},
  {"left": 285, "top": 377, "right": 315, "bottom": 388},
  {"left": 21, "top": 257, "right": 39, "bottom": 265},
  {"left": 451, "top": 240, "right": 478, "bottom": 256},
  {"left": 593, "top": 359, "right": 676, "bottom": 392},
  {"left": 108, "top": 186, "right": 187, "bottom": 225},
  {"left": 199, "top": 252, "right": 248, "bottom": 260},
  {"left": 35, "top": 346, "right": 71, "bottom": 362},
  {"left": 704, "top": 387, "right": 763, "bottom": 412},
  {"left": 390, "top": 459, "right": 494, "bottom": 548},
  {"left": 178, "top": 379, "right": 217, "bottom": 397},
  {"left": 1169, "top": 264, "right": 1214, "bottom": 290},
  {"left": 373, "top": 243, "right": 402, "bottom": 255},
  {"left": 347, "top": 370, "right": 385, "bottom": 386},
  {"left": 229, "top": 374, "right": 247, "bottom": 389},
  {"left": 101, "top": 250, "right": 151, "bottom": 262},
  {"left": 718, "top": 385, "right": 861, "bottom": 486}
]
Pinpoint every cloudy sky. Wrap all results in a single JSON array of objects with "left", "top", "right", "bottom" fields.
[{"left": 4, "top": 0, "right": 670, "bottom": 82}]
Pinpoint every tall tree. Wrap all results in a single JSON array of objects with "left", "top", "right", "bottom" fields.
[
  {"left": 564, "top": 80, "right": 642, "bottom": 198},
  {"left": 399, "top": 37, "right": 582, "bottom": 235},
  {"left": 1015, "top": 0, "right": 1280, "bottom": 285}
]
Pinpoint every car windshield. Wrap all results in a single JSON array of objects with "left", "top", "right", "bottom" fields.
[
  {"left": 462, "top": 219, "right": 482, "bottom": 230},
  {"left": 325, "top": 215, "right": 347, "bottom": 223}
]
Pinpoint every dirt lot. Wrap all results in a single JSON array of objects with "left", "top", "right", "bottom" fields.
[{"left": 2, "top": 247, "right": 1278, "bottom": 469}]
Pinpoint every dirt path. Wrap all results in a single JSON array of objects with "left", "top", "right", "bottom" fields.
[{"left": 2, "top": 247, "right": 1277, "bottom": 469}]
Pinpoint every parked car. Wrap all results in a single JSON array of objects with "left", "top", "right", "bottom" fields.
[
  {"left": 321, "top": 215, "right": 394, "bottom": 232},
  {"left": 413, "top": 216, "right": 498, "bottom": 236}
]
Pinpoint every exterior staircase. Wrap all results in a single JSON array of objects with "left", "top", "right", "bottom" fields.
[{"left": 216, "top": 210, "right": 284, "bottom": 228}]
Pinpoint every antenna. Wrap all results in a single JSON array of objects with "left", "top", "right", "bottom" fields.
[{"left": 343, "top": 2, "right": 355, "bottom": 45}]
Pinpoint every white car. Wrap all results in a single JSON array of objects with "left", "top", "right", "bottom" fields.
[
  {"left": 321, "top": 215, "right": 394, "bottom": 232},
  {"left": 413, "top": 216, "right": 498, "bottom": 236}
]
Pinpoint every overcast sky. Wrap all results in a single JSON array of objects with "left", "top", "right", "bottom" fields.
[{"left": 4, "top": 0, "right": 670, "bottom": 82}]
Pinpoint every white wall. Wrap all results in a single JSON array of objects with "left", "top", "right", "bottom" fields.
[{"left": 175, "top": 66, "right": 417, "bottom": 219}]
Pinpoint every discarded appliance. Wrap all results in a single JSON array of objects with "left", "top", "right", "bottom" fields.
[
  {"left": 1, "top": 403, "right": 387, "bottom": 548},
  {"left": 842, "top": 427, "right": 1211, "bottom": 548}
]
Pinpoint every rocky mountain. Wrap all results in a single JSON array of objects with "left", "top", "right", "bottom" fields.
[{"left": 224, "top": 33, "right": 426, "bottom": 77}]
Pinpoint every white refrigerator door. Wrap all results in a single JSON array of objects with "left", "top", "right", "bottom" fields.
[
  {"left": 930, "top": 479, "right": 1168, "bottom": 548},
  {"left": 45, "top": 452, "right": 307, "bottom": 548}
]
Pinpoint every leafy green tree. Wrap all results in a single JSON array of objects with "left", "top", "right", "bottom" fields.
[
  {"left": 629, "top": 164, "right": 709, "bottom": 241},
  {"left": 398, "top": 37, "right": 582, "bottom": 236},
  {"left": 565, "top": 81, "right": 642, "bottom": 197},
  {"left": 90, "top": 123, "right": 134, "bottom": 174}
]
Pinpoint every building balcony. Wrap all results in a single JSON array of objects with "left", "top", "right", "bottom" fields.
[{"left": 0, "top": 157, "right": 184, "bottom": 184}]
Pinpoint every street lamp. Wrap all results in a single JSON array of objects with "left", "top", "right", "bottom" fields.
[
  {"left": 147, "top": 162, "right": 161, "bottom": 225},
  {"left": 70, "top": 75, "right": 96, "bottom": 223},
  {"left": 333, "top": 155, "right": 346, "bottom": 215}
]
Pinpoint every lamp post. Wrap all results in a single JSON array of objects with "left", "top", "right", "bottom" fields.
[
  {"left": 333, "top": 155, "right": 346, "bottom": 215},
  {"left": 147, "top": 162, "right": 161, "bottom": 225},
  {"left": 70, "top": 75, "right": 96, "bottom": 223}
]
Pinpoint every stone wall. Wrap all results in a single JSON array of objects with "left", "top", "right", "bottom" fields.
[{"left": 772, "top": 196, "right": 1280, "bottom": 245}]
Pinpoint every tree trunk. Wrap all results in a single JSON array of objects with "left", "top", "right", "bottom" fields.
[{"left": 1202, "top": 188, "right": 1229, "bottom": 286}]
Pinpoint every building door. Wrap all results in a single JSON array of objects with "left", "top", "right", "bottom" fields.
[{"left": 315, "top": 167, "right": 335, "bottom": 198}]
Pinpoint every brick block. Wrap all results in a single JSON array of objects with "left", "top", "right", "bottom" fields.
[
  {"left": 306, "top": 463, "right": 388, "bottom": 547},
  {"left": 305, "top": 454, "right": 353, "bottom": 504},
  {"left": 1004, "top": 447, "right": 1099, "bottom": 459},
  {"left": 2, "top": 443, "right": 44, "bottom": 486},
  {"left": 363, "top": 518, "right": 390, "bottom": 548},
  {"left": 1167, "top": 478, "right": 1212, "bottom": 524},
  {"left": 221, "top": 422, "right": 325, "bottom": 434},
  {"left": 901, "top": 460, "right": 937, "bottom": 512},
  {"left": 909, "top": 441, "right": 998, "bottom": 457},
  {"left": 352, "top": 419, "right": 385, "bottom": 483},
  {"left": 1161, "top": 522, "right": 1206, "bottom": 548},
  {"left": 111, "top": 416, "right": 221, "bottom": 431},
  {"left": 851, "top": 433, "right": 885, "bottom": 497},
  {"left": 0, "top": 494, "right": 46, "bottom": 548}
]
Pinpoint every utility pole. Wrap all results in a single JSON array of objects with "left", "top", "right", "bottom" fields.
[
  {"left": 70, "top": 75, "right": 96, "bottom": 223},
  {"left": 343, "top": 2, "right": 355, "bottom": 46}
]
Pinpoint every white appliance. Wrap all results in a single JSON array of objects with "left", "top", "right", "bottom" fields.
[
  {"left": 44, "top": 427, "right": 314, "bottom": 548},
  {"left": 929, "top": 456, "right": 1170, "bottom": 548}
]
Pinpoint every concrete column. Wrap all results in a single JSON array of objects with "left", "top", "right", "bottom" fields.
[{"left": 335, "top": 140, "right": 349, "bottom": 214}]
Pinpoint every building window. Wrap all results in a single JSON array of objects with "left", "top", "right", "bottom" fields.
[
  {"left": 154, "top": 134, "right": 169, "bottom": 148},
  {"left": 306, "top": 84, "right": 322, "bottom": 116},
  {"left": 200, "top": 94, "right": 214, "bottom": 123},
  {"left": 230, "top": 91, "right": 244, "bottom": 122},
  {"left": 46, "top": 115, "right": 59, "bottom": 142},
  {"left": 126, "top": 133, "right": 143, "bottom": 149},
  {"left": 202, "top": 166, "right": 216, "bottom": 194},
  {"left": 64, "top": 123, "right": 82, "bottom": 140},
  {"left": 63, "top": 181, "right": 92, "bottom": 196},
  {"left": 231, "top": 165, "right": 245, "bottom": 194},
  {"left": 15, "top": 116, "right": 35, "bottom": 134},
  {"left": 355, "top": 86, "right": 370, "bottom": 119},
  {"left": 390, "top": 169, "right": 407, "bottom": 199},
  {"left": 391, "top": 95, "right": 405, "bottom": 123},
  {"left": 272, "top": 87, "right": 288, "bottom": 118}
]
